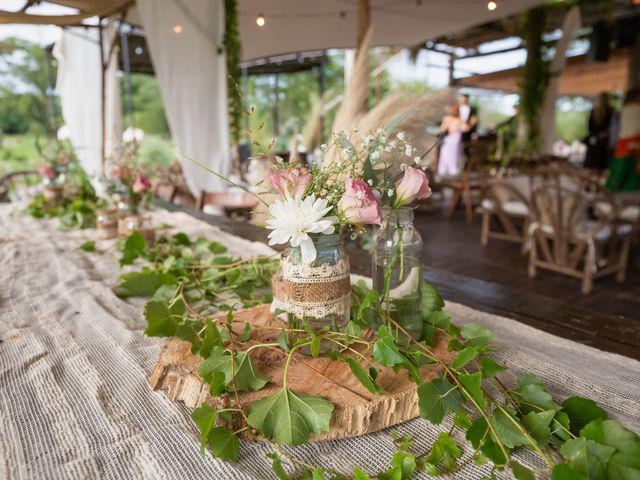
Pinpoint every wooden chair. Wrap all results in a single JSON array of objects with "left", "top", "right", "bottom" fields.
[
  {"left": 528, "top": 184, "right": 632, "bottom": 294},
  {"left": 196, "top": 190, "right": 260, "bottom": 218},
  {"left": 441, "top": 139, "right": 492, "bottom": 224},
  {"left": 152, "top": 162, "right": 196, "bottom": 208},
  {"left": 0, "top": 170, "right": 39, "bottom": 202},
  {"left": 479, "top": 175, "right": 532, "bottom": 253}
]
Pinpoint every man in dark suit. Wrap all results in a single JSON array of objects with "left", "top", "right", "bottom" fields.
[{"left": 458, "top": 93, "right": 478, "bottom": 143}]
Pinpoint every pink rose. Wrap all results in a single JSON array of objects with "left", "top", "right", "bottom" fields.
[
  {"left": 132, "top": 173, "right": 151, "bottom": 193},
  {"left": 269, "top": 166, "right": 311, "bottom": 198},
  {"left": 338, "top": 178, "right": 382, "bottom": 225},
  {"left": 394, "top": 167, "right": 432, "bottom": 207},
  {"left": 38, "top": 164, "right": 55, "bottom": 179}
]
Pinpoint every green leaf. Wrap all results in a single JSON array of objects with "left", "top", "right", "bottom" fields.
[
  {"left": 480, "top": 437, "right": 508, "bottom": 466},
  {"left": 207, "top": 426, "right": 239, "bottom": 462},
  {"left": 176, "top": 321, "right": 203, "bottom": 354},
  {"left": 517, "top": 373, "right": 544, "bottom": 388},
  {"left": 560, "top": 437, "right": 615, "bottom": 480},
  {"left": 117, "top": 271, "right": 176, "bottom": 297},
  {"left": 378, "top": 451, "right": 417, "bottom": 480},
  {"left": 551, "top": 464, "right": 588, "bottom": 480},
  {"left": 521, "top": 409, "right": 555, "bottom": 446},
  {"left": 460, "top": 323, "right": 495, "bottom": 347},
  {"left": 120, "top": 230, "right": 146, "bottom": 266},
  {"left": 581, "top": 419, "right": 640, "bottom": 479},
  {"left": 458, "top": 372, "right": 485, "bottom": 410},
  {"left": 515, "top": 383, "right": 561, "bottom": 414},
  {"left": 199, "top": 320, "right": 222, "bottom": 358},
  {"left": 267, "top": 452, "right": 291, "bottom": 480},
  {"left": 310, "top": 334, "right": 320, "bottom": 357},
  {"left": 479, "top": 357, "right": 507, "bottom": 378},
  {"left": 453, "top": 412, "right": 472, "bottom": 429},
  {"left": 199, "top": 348, "right": 271, "bottom": 392},
  {"left": 466, "top": 417, "right": 489, "bottom": 449},
  {"left": 191, "top": 403, "right": 217, "bottom": 454},
  {"left": 425, "top": 311, "right": 451, "bottom": 329},
  {"left": 511, "top": 462, "right": 535, "bottom": 480},
  {"left": 420, "top": 280, "right": 444, "bottom": 317},
  {"left": 347, "top": 358, "right": 383, "bottom": 394},
  {"left": 246, "top": 388, "right": 334, "bottom": 445},
  {"left": 79, "top": 240, "right": 95, "bottom": 252},
  {"left": 352, "top": 466, "right": 372, "bottom": 480},
  {"left": 562, "top": 396, "right": 608, "bottom": 434},
  {"left": 373, "top": 326, "right": 406, "bottom": 367},
  {"left": 208, "top": 241, "right": 228, "bottom": 254},
  {"left": 144, "top": 301, "right": 179, "bottom": 337},
  {"left": 427, "top": 432, "right": 461, "bottom": 471},
  {"left": 240, "top": 323, "right": 251, "bottom": 342},
  {"left": 453, "top": 346, "right": 479, "bottom": 369},
  {"left": 417, "top": 378, "right": 462, "bottom": 424},
  {"left": 277, "top": 330, "right": 290, "bottom": 352},
  {"left": 492, "top": 408, "right": 530, "bottom": 449}
]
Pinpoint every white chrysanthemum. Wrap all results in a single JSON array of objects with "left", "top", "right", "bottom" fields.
[{"left": 265, "top": 195, "right": 337, "bottom": 264}]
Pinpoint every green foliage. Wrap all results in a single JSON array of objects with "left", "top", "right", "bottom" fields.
[
  {"left": 199, "top": 347, "right": 271, "bottom": 392},
  {"left": 79, "top": 240, "right": 95, "bottom": 252},
  {"left": 224, "top": 0, "right": 242, "bottom": 147}
]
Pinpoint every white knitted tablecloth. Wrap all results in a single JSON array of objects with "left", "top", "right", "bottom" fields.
[{"left": 1, "top": 204, "right": 638, "bottom": 480}]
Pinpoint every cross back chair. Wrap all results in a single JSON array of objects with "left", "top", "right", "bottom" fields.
[
  {"left": 528, "top": 183, "right": 632, "bottom": 294},
  {"left": 196, "top": 190, "right": 260, "bottom": 218}
]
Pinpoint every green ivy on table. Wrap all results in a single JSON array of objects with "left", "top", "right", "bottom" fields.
[{"left": 118, "top": 231, "right": 639, "bottom": 480}]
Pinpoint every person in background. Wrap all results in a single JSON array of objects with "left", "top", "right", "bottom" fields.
[
  {"left": 584, "top": 92, "right": 614, "bottom": 171},
  {"left": 458, "top": 93, "right": 478, "bottom": 144},
  {"left": 606, "top": 88, "right": 640, "bottom": 192},
  {"left": 437, "top": 102, "right": 468, "bottom": 177}
]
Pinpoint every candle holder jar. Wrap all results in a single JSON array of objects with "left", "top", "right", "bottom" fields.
[
  {"left": 42, "top": 177, "right": 64, "bottom": 204},
  {"left": 372, "top": 207, "right": 424, "bottom": 340},
  {"left": 119, "top": 215, "right": 155, "bottom": 245},
  {"left": 96, "top": 207, "right": 118, "bottom": 239}
]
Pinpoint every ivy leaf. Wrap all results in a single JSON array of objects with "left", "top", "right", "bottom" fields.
[
  {"left": 79, "top": 240, "right": 95, "bottom": 252},
  {"left": 191, "top": 403, "right": 217, "bottom": 454},
  {"left": 417, "top": 378, "right": 462, "bottom": 424},
  {"left": 144, "top": 301, "right": 179, "bottom": 337},
  {"left": 246, "top": 388, "right": 334, "bottom": 445},
  {"left": 479, "top": 357, "right": 507, "bottom": 378},
  {"left": 208, "top": 241, "right": 228, "bottom": 254},
  {"left": 453, "top": 412, "right": 472, "bottom": 429},
  {"left": 199, "top": 348, "right": 270, "bottom": 392},
  {"left": 199, "top": 320, "right": 222, "bottom": 358},
  {"left": 310, "top": 334, "right": 320, "bottom": 357},
  {"left": 581, "top": 419, "right": 640, "bottom": 479},
  {"left": 277, "top": 330, "right": 290, "bottom": 353},
  {"left": 117, "top": 271, "right": 176, "bottom": 298},
  {"left": 562, "top": 396, "right": 608, "bottom": 434},
  {"left": 481, "top": 437, "right": 508, "bottom": 466},
  {"left": 511, "top": 462, "right": 535, "bottom": 480},
  {"left": 425, "top": 311, "right": 451, "bottom": 329},
  {"left": 559, "top": 437, "right": 615, "bottom": 480},
  {"left": 492, "top": 408, "right": 530, "bottom": 449},
  {"left": 241, "top": 323, "right": 251, "bottom": 342},
  {"left": 120, "top": 230, "right": 146, "bottom": 266},
  {"left": 458, "top": 372, "right": 485, "bottom": 410},
  {"left": 420, "top": 280, "right": 444, "bottom": 317},
  {"left": 514, "top": 381, "right": 560, "bottom": 414},
  {"left": 378, "top": 451, "right": 417, "bottom": 480},
  {"left": 466, "top": 417, "right": 489, "bottom": 449},
  {"left": 176, "top": 320, "right": 203, "bottom": 354},
  {"left": 521, "top": 409, "right": 555, "bottom": 446},
  {"left": 373, "top": 326, "right": 406, "bottom": 367},
  {"left": 347, "top": 358, "right": 383, "bottom": 394},
  {"left": 453, "top": 346, "right": 479, "bottom": 369},
  {"left": 352, "top": 467, "right": 373, "bottom": 480},
  {"left": 460, "top": 323, "right": 495, "bottom": 347}
]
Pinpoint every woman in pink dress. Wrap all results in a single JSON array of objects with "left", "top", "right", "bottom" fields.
[{"left": 437, "top": 103, "right": 468, "bottom": 177}]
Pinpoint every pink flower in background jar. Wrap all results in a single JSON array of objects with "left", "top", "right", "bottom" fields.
[
  {"left": 133, "top": 173, "right": 151, "bottom": 193},
  {"left": 269, "top": 166, "right": 312, "bottom": 198},
  {"left": 393, "top": 167, "right": 431, "bottom": 207},
  {"left": 338, "top": 178, "right": 381, "bottom": 225},
  {"left": 38, "top": 164, "right": 55, "bottom": 179}
]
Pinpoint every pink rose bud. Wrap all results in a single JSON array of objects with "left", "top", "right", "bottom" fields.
[
  {"left": 269, "top": 166, "right": 312, "bottom": 198},
  {"left": 394, "top": 167, "right": 432, "bottom": 207},
  {"left": 338, "top": 178, "right": 382, "bottom": 225},
  {"left": 133, "top": 173, "right": 151, "bottom": 193},
  {"left": 38, "top": 164, "right": 55, "bottom": 178}
]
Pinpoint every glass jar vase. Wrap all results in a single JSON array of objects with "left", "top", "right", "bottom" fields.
[
  {"left": 372, "top": 207, "right": 424, "bottom": 339},
  {"left": 96, "top": 207, "right": 118, "bottom": 239},
  {"left": 271, "top": 233, "right": 351, "bottom": 340}
]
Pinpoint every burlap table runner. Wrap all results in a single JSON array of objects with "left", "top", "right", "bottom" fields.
[{"left": 1, "top": 203, "right": 638, "bottom": 480}]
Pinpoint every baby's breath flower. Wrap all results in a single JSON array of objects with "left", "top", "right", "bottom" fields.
[
  {"left": 367, "top": 179, "right": 373, "bottom": 186},
  {"left": 397, "top": 131, "right": 406, "bottom": 141},
  {"left": 405, "top": 144, "right": 413, "bottom": 157},
  {"left": 400, "top": 163, "right": 407, "bottom": 171},
  {"left": 388, "top": 188, "right": 394, "bottom": 197},
  {"left": 414, "top": 156, "right": 422, "bottom": 164}
]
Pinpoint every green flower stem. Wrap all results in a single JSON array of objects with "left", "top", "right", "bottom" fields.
[{"left": 282, "top": 342, "right": 312, "bottom": 390}]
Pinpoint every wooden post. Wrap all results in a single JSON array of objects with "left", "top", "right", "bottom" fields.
[
  {"left": 448, "top": 53, "right": 456, "bottom": 87},
  {"left": 356, "top": 0, "right": 370, "bottom": 52},
  {"left": 629, "top": 30, "right": 640, "bottom": 91},
  {"left": 98, "top": 20, "right": 106, "bottom": 173}
]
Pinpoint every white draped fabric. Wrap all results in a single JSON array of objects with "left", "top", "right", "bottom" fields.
[
  {"left": 136, "top": 0, "right": 230, "bottom": 194},
  {"left": 53, "top": 24, "right": 122, "bottom": 177}
]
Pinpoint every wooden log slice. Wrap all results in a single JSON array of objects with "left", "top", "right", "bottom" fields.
[{"left": 149, "top": 304, "right": 454, "bottom": 441}]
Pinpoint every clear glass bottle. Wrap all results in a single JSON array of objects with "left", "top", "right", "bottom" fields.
[{"left": 372, "top": 207, "right": 424, "bottom": 339}]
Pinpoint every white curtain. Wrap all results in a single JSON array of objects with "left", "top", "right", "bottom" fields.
[
  {"left": 136, "top": 0, "right": 230, "bottom": 194},
  {"left": 53, "top": 23, "right": 122, "bottom": 177}
]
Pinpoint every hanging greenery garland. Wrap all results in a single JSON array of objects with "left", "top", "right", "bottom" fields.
[{"left": 224, "top": 0, "right": 242, "bottom": 151}]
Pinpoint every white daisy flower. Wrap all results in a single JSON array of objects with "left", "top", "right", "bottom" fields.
[
  {"left": 265, "top": 195, "right": 337, "bottom": 264},
  {"left": 397, "top": 131, "right": 406, "bottom": 141}
]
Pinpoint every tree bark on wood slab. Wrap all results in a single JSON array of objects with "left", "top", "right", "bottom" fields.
[{"left": 149, "top": 305, "right": 454, "bottom": 441}]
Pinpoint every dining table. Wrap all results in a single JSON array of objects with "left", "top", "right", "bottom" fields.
[{"left": 1, "top": 199, "right": 639, "bottom": 480}]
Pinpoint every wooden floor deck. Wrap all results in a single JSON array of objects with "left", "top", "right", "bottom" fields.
[{"left": 415, "top": 203, "right": 640, "bottom": 321}]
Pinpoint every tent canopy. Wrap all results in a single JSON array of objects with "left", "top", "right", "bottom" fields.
[{"left": 2, "top": 0, "right": 547, "bottom": 61}]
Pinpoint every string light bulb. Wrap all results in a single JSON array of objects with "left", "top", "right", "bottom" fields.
[
  {"left": 256, "top": 13, "right": 265, "bottom": 27},
  {"left": 173, "top": 24, "right": 182, "bottom": 34},
  {"left": 487, "top": 1, "right": 497, "bottom": 11}
]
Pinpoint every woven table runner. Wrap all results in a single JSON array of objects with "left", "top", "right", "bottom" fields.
[{"left": 1, "top": 203, "right": 638, "bottom": 480}]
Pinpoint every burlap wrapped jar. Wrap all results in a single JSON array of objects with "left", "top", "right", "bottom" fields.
[
  {"left": 43, "top": 184, "right": 64, "bottom": 204},
  {"left": 118, "top": 215, "right": 156, "bottom": 245},
  {"left": 271, "top": 233, "right": 351, "bottom": 333},
  {"left": 96, "top": 207, "right": 118, "bottom": 239}
]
